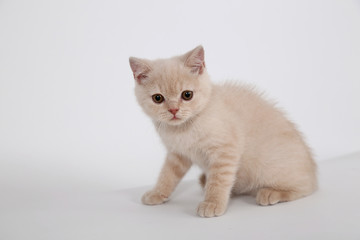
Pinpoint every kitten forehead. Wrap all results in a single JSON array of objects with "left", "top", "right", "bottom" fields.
[{"left": 147, "top": 57, "right": 198, "bottom": 95}]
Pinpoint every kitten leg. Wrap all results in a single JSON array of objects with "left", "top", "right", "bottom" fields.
[
  {"left": 142, "top": 152, "right": 192, "bottom": 205},
  {"left": 197, "top": 157, "right": 238, "bottom": 217},
  {"left": 256, "top": 188, "right": 305, "bottom": 206}
]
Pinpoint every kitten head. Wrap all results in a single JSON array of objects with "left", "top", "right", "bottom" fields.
[{"left": 129, "top": 46, "right": 212, "bottom": 126}]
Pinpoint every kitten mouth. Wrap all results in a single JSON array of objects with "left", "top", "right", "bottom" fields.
[{"left": 166, "top": 114, "right": 186, "bottom": 124}]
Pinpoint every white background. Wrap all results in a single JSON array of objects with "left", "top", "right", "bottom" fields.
[{"left": 1, "top": 0, "right": 360, "bottom": 191}]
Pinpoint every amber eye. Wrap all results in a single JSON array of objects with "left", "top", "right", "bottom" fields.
[
  {"left": 152, "top": 94, "right": 164, "bottom": 103},
  {"left": 181, "top": 91, "right": 193, "bottom": 101}
]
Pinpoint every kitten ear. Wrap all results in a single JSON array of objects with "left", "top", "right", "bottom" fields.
[
  {"left": 129, "top": 57, "right": 151, "bottom": 84},
  {"left": 183, "top": 45, "right": 205, "bottom": 74}
]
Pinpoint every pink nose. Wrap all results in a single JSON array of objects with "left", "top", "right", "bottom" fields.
[{"left": 168, "top": 108, "right": 179, "bottom": 115}]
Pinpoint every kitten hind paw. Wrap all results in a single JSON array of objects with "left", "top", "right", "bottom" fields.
[
  {"left": 141, "top": 190, "right": 168, "bottom": 205},
  {"left": 256, "top": 188, "right": 291, "bottom": 206}
]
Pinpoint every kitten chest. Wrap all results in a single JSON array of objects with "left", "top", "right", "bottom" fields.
[{"left": 158, "top": 127, "right": 208, "bottom": 170}]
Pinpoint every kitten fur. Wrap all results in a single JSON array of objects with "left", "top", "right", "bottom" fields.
[{"left": 129, "top": 46, "right": 317, "bottom": 218}]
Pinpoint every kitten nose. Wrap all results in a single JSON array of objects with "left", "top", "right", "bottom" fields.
[{"left": 168, "top": 108, "right": 179, "bottom": 115}]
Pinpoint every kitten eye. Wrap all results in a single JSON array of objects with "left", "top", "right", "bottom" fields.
[
  {"left": 181, "top": 91, "right": 193, "bottom": 101},
  {"left": 152, "top": 94, "right": 164, "bottom": 104}
]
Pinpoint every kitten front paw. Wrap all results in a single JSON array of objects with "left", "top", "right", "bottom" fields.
[
  {"left": 141, "top": 190, "right": 168, "bottom": 205},
  {"left": 197, "top": 201, "right": 227, "bottom": 217}
]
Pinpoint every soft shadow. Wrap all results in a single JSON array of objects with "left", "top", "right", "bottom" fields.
[
  {"left": 110, "top": 180, "right": 261, "bottom": 217},
  {"left": 111, "top": 179, "right": 202, "bottom": 206},
  {"left": 231, "top": 194, "right": 257, "bottom": 206}
]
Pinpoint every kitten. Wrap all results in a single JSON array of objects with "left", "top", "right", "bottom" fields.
[{"left": 129, "top": 46, "right": 317, "bottom": 217}]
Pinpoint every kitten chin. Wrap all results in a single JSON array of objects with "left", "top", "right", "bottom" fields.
[
  {"left": 164, "top": 118, "right": 187, "bottom": 126},
  {"left": 129, "top": 45, "right": 317, "bottom": 218},
  {"left": 154, "top": 120, "right": 187, "bottom": 130}
]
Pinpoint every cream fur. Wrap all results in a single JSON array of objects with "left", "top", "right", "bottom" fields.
[{"left": 129, "top": 46, "right": 317, "bottom": 218}]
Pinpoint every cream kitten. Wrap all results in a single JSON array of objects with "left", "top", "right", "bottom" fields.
[{"left": 129, "top": 46, "right": 317, "bottom": 218}]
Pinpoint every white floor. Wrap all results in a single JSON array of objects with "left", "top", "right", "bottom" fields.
[{"left": 1, "top": 153, "right": 359, "bottom": 240}]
